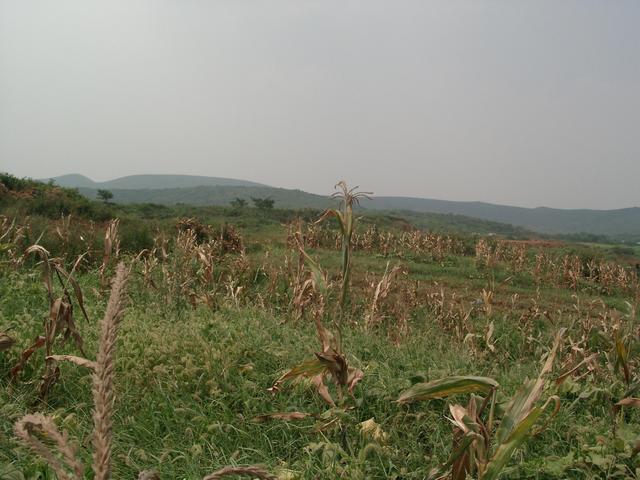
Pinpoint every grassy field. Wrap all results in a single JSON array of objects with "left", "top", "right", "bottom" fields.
[{"left": 0, "top": 180, "right": 639, "bottom": 479}]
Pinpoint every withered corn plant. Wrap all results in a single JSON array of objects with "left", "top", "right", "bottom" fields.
[
  {"left": 0, "top": 217, "right": 22, "bottom": 352},
  {"left": 317, "top": 181, "right": 371, "bottom": 351},
  {"left": 604, "top": 306, "right": 639, "bottom": 439},
  {"left": 397, "top": 328, "right": 566, "bottom": 480},
  {"left": 0, "top": 215, "right": 27, "bottom": 268},
  {"left": 269, "top": 228, "right": 363, "bottom": 407},
  {"left": 288, "top": 226, "right": 328, "bottom": 322},
  {"left": 364, "top": 262, "right": 414, "bottom": 344},
  {"left": 318, "top": 181, "right": 371, "bottom": 309},
  {"left": 11, "top": 245, "right": 90, "bottom": 399},
  {"left": 140, "top": 219, "right": 247, "bottom": 312}
]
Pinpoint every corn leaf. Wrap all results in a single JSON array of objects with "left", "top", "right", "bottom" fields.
[
  {"left": 397, "top": 376, "right": 498, "bottom": 404},
  {"left": 614, "top": 334, "right": 631, "bottom": 386},
  {"left": 315, "top": 349, "right": 348, "bottom": 385},
  {"left": 496, "top": 328, "right": 564, "bottom": 443},
  {"left": 268, "top": 358, "right": 327, "bottom": 394},
  {"left": 427, "top": 431, "right": 482, "bottom": 480},
  {"left": 483, "top": 397, "right": 558, "bottom": 480}
]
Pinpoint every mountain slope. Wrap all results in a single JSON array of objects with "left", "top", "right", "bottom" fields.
[
  {"left": 363, "top": 197, "right": 640, "bottom": 235},
  {"left": 47, "top": 174, "right": 265, "bottom": 189},
  {"left": 47, "top": 173, "right": 640, "bottom": 236},
  {"left": 77, "top": 185, "right": 332, "bottom": 209}
]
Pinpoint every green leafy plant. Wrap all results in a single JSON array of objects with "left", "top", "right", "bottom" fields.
[{"left": 398, "top": 329, "right": 566, "bottom": 479}]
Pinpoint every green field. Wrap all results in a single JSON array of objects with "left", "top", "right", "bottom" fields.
[{"left": 1, "top": 176, "right": 639, "bottom": 479}]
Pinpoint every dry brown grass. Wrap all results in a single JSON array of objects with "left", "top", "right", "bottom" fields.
[
  {"left": 202, "top": 466, "right": 278, "bottom": 480},
  {"left": 11, "top": 245, "right": 90, "bottom": 398},
  {"left": 14, "top": 413, "right": 84, "bottom": 480}
]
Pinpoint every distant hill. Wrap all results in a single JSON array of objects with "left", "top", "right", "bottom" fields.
[
  {"left": 1, "top": 172, "right": 530, "bottom": 238},
  {"left": 77, "top": 185, "right": 332, "bottom": 209},
  {"left": 48, "top": 173, "right": 640, "bottom": 237},
  {"left": 363, "top": 197, "right": 640, "bottom": 236},
  {"left": 47, "top": 174, "right": 265, "bottom": 189}
]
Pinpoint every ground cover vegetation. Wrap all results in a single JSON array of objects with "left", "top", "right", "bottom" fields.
[{"left": 0, "top": 173, "right": 639, "bottom": 479}]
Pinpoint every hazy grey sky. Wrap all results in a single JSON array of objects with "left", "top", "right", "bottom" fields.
[{"left": 1, "top": 1, "right": 639, "bottom": 209}]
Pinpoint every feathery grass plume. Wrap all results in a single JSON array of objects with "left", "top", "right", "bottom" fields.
[
  {"left": 92, "top": 262, "right": 129, "bottom": 480},
  {"left": 202, "top": 466, "right": 277, "bottom": 480},
  {"left": 14, "top": 413, "right": 84, "bottom": 480}
]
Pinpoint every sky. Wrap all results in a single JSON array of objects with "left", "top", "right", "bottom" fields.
[{"left": 0, "top": 1, "right": 639, "bottom": 209}]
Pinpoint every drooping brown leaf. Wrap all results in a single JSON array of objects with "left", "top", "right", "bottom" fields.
[
  {"left": 347, "top": 367, "right": 364, "bottom": 394},
  {"left": 366, "top": 262, "right": 403, "bottom": 328},
  {"left": 555, "top": 353, "right": 599, "bottom": 385},
  {"left": 47, "top": 355, "right": 97, "bottom": 372},
  {"left": 11, "top": 336, "right": 46, "bottom": 380},
  {"left": 24, "top": 245, "right": 53, "bottom": 301},
  {"left": 311, "top": 373, "right": 335, "bottom": 406},
  {"left": 39, "top": 365, "right": 61, "bottom": 400},
  {"left": 315, "top": 348, "right": 348, "bottom": 386},
  {"left": 448, "top": 403, "right": 481, "bottom": 480},
  {"left": 252, "top": 411, "right": 312, "bottom": 423},
  {"left": 202, "top": 465, "right": 277, "bottom": 480},
  {"left": 485, "top": 321, "right": 496, "bottom": 353},
  {"left": 61, "top": 306, "right": 85, "bottom": 356},
  {"left": 55, "top": 257, "right": 90, "bottom": 323},
  {"left": 268, "top": 358, "right": 327, "bottom": 394},
  {"left": 47, "top": 298, "right": 69, "bottom": 348},
  {"left": 614, "top": 397, "right": 640, "bottom": 414},
  {"left": 46, "top": 297, "right": 85, "bottom": 357},
  {"left": 0, "top": 331, "right": 15, "bottom": 351}
]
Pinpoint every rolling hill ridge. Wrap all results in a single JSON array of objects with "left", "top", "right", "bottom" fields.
[
  {"left": 47, "top": 174, "right": 640, "bottom": 237},
  {"left": 47, "top": 174, "right": 265, "bottom": 190}
]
